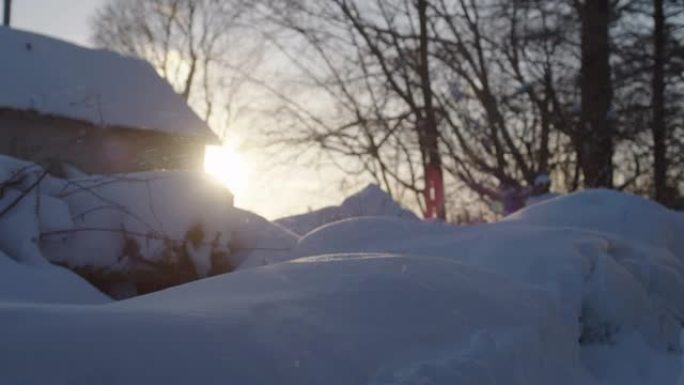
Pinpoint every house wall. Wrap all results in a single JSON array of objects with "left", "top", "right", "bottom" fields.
[{"left": 0, "top": 109, "right": 206, "bottom": 175}]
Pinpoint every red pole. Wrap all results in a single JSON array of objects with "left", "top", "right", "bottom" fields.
[{"left": 423, "top": 165, "right": 444, "bottom": 220}]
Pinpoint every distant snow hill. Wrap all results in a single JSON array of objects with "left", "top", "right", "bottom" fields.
[{"left": 275, "top": 184, "right": 418, "bottom": 235}]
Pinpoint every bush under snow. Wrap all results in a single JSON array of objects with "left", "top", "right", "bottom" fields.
[{"left": 0, "top": 156, "right": 295, "bottom": 298}]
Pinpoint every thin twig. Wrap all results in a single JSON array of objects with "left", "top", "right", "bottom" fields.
[
  {"left": 40, "top": 227, "right": 291, "bottom": 252},
  {"left": 0, "top": 170, "right": 49, "bottom": 218}
]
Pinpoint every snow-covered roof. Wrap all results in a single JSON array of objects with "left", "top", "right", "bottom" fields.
[{"left": 0, "top": 27, "right": 217, "bottom": 142}]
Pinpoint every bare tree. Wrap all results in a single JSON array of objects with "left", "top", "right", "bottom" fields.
[
  {"left": 3, "top": 0, "right": 11, "bottom": 27},
  {"left": 92, "top": 0, "right": 682, "bottom": 218},
  {"left": 256, "top": 0, "right": 582, "bottom": 218},
  {"left": 92, "top": 0, "right": 260, "bottom": 134},
  {"left": 576, "top": 0, "right": 615, "bottom": 187},
  {"left": 430, "top": 0, "right": 576, "bottom": 198},
  {"left": 651, "top": 0, "right": 667, "bottom": 202},
  {"left": 255, "top": 0, "right": 444, "bottom": 215},
  {"left": 610, "top": 0, "right": 684, "bottom": 203}
]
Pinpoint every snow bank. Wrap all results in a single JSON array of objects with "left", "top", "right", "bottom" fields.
[{"left": 276, "top": 184, "right": 418, "bottom": 235}]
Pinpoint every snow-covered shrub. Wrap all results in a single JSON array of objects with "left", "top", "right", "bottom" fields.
[
  {"left": 59, "top": 222, "right": 234, "bottom": 298},
  {"left": 0, "top": 155, "right": 297, "bottom": 299},
  {"left": 39, "top": 171, "right": 297, "bottom": 297}
]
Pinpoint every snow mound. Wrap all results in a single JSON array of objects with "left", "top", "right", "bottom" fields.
[
  {"left": 0, "top": 250, "right": 109, "bottom": 304},
  {"left": 295, "top": 218, "right": 684, "bottom": 348},
  {"left": 276, "top": 184, "right": 418, "bottom": 235},
  {"left": 0, "top": 254, "right": 593, "bottom": 385},
  {"left": 288, "top": 190, "right": 684, "bottom": 384},
  {"left": 227, "top": 208, "right": 299, "bottom": 269},
  {"left": 0, "top": 27, "right": 215, "bottom": 141},
  {"left": 296, "top": 216, "right": 459, "bottom": 258},
  {"left": 508, "top": 189, "right": 684, "bottom": 257}
]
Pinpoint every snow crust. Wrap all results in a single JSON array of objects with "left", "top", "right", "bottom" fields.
[{"left": 0, "top": 27, "right": 214, "bottom": 141}]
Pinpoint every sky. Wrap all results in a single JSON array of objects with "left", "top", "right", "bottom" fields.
[
  {"left": 11, "top": 0, "right": 105, "bottom": 46},
  {"left": 5, "top": 0, "right": 354, "bottom": 220}
]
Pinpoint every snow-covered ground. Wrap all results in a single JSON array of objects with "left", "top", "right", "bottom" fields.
[{"left": 0, "top": 156, "right": 683, "bottom": 384}]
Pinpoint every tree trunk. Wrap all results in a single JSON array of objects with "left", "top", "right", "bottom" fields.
[
  {"left": 579, "top": 0, "right": 614, "bottom": 188},
  {"left": 3, "top": 0, "right": 11, "bottom": 26},
  {"left": 652, "top": 0, "right": 668, "bottom": 203},
  {"left": 417, "top": 0, "right": 445, "bottom": 219}
]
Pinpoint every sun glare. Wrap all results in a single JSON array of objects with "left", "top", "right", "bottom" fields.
[{"left": 204, "top": 143, "right": 248, "bottom": 198}]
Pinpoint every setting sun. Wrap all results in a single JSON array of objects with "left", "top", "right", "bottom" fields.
[{"left": 204, "top": 143, "right": 248, "bottom": 198}]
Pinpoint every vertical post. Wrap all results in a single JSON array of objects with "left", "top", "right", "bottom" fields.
[
  {"left": 652, "top": 0, "right": 668, "bottom": 204},
  {"left": 417, "top": 0, "right": 445, "bottom": 220},
  {"left": 578, "top": 0, "right": 613, "bottom": 188},
  {"left": 423, "top": 166, "right": 444, "bottom": 219},
  {"left": 3, "top": 0, "right": 11, "bottom": 27}
]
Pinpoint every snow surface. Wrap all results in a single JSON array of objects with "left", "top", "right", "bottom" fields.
[
  {"left": 0, "top": 155, "right": 682, "bottom": 384},
  {"left": 0, "top": 250, "right": 109, "bottom": 304},
  {"left": 0, "top": 254, "right": 595, "bottom": 385},
  {"left": 0, "top": 27, "right": 215, "bottom": 141},
  {"left": 284, "top": 190, "right": 684, "bottom": 384},
  {"left": 276, "top": 184, "right": 418, "bottom": 235},
  {"left": 508, "top": 189, "right": 684, "bottom": 257}
]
